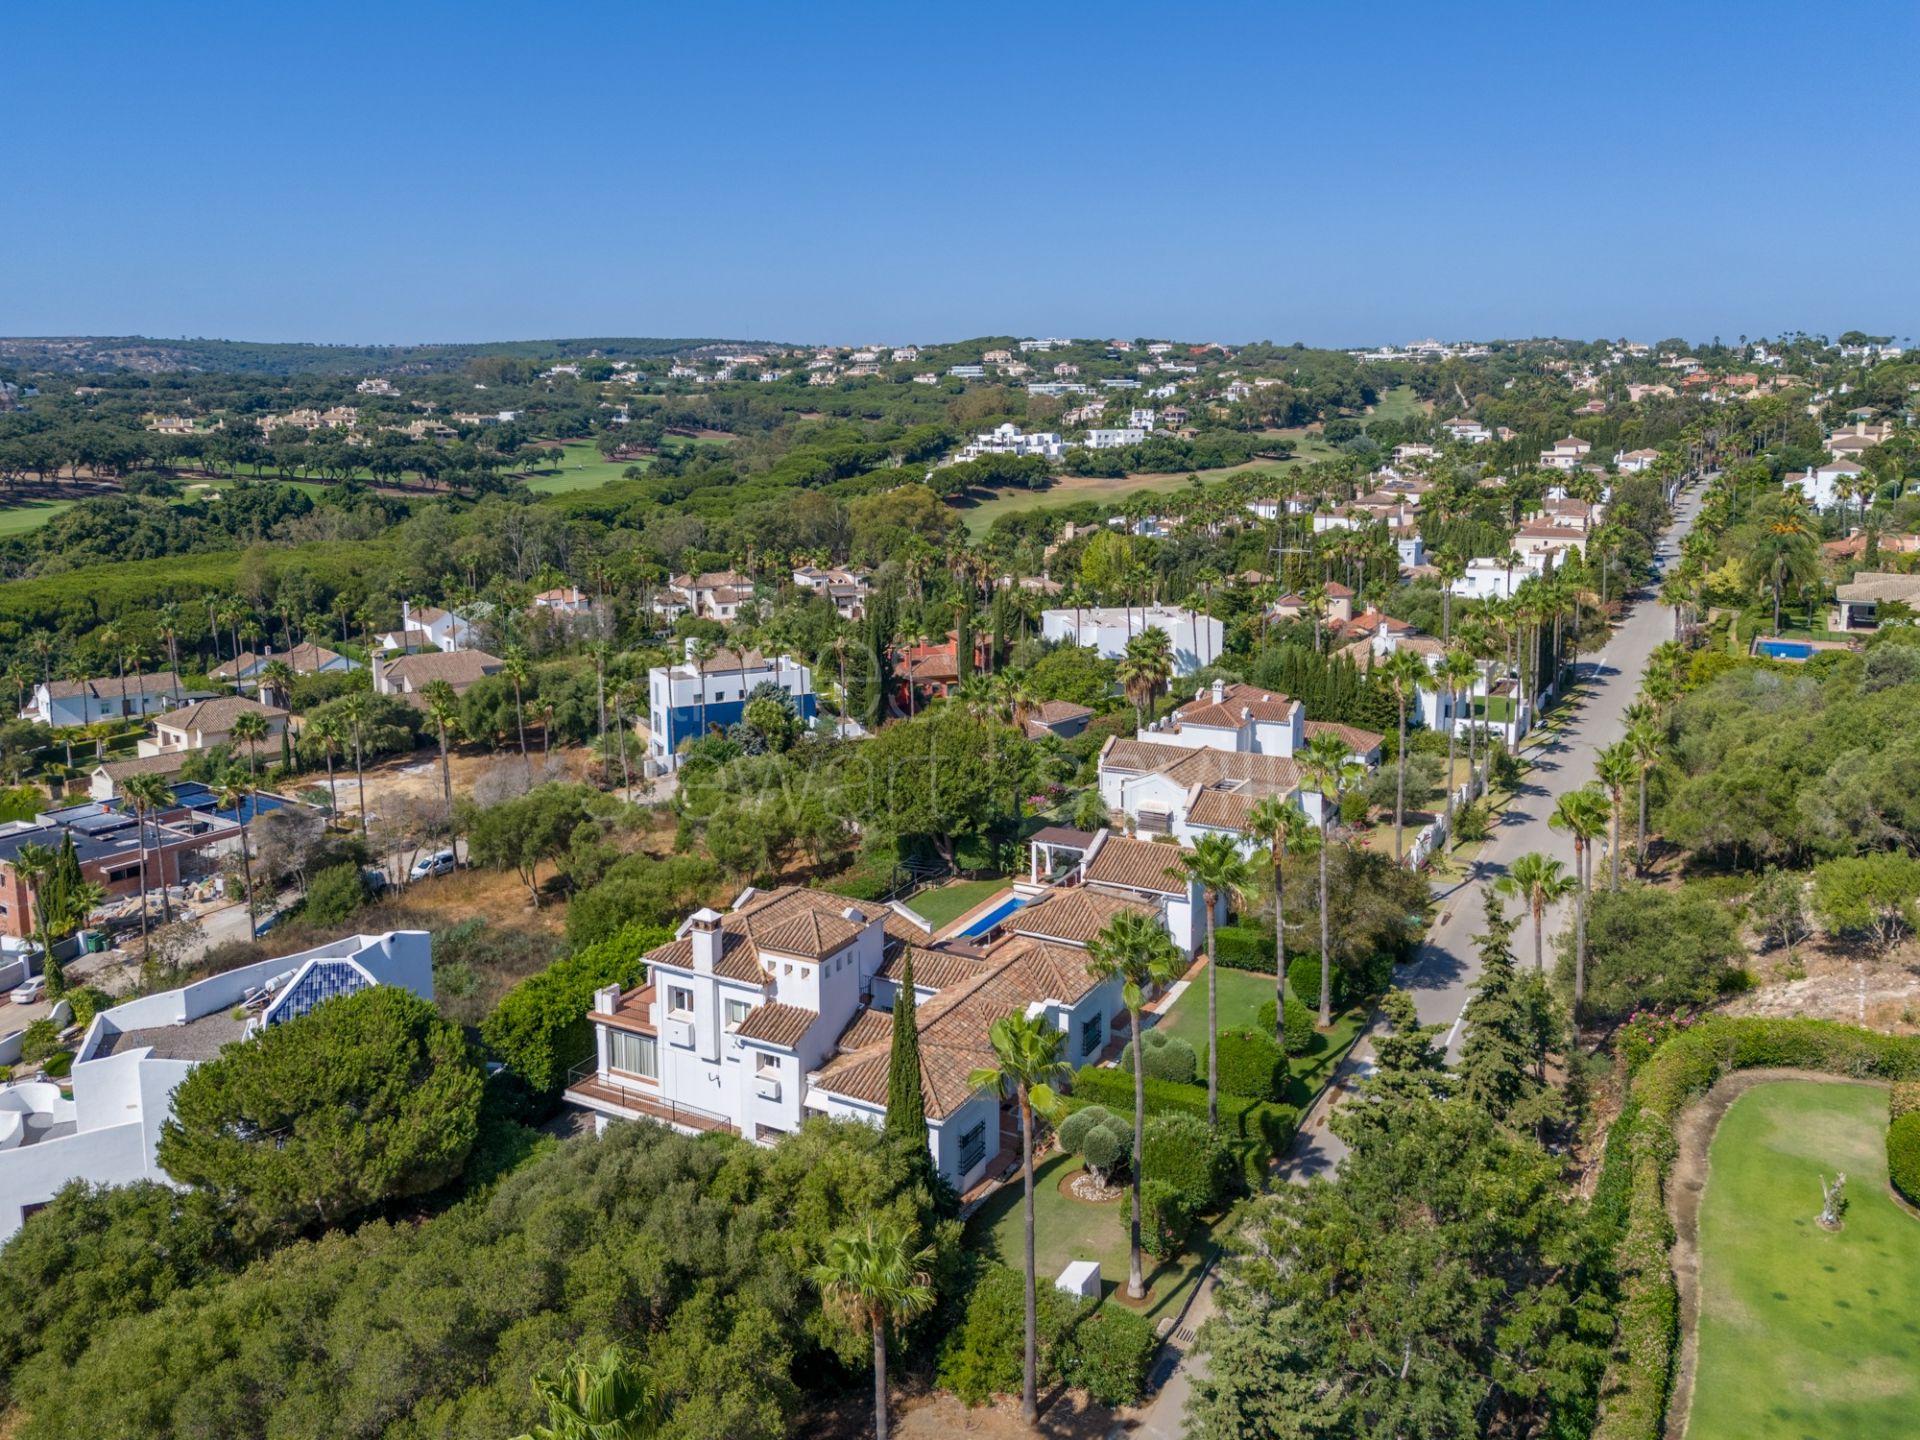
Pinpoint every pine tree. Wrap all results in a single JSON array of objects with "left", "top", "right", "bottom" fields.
[
  {"left": 885, "top": 953, "right": 928, "bottom": 1154},
  {"left": 1457, "top": 902, "right": 1567, "bottom": 1139}
]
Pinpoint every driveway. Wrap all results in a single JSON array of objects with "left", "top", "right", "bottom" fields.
[{"left": 1281, "top": 479, "right": 1704, "bottom": 1181}]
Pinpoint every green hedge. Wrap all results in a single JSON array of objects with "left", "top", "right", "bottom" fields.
[
  {"left": 479, "top": 922, "right": 668, "bottom": 1099},
  {"left": 1255, "top": 995, "right": 1319, "bottom": 1056},
  {"left": 1069, "top": 1064, "right": 1297, "bottom": 1187},
  {"left": 1140, "top": 1111, "right": 1234, "bottom": 1214},
  {"left": 1210, "top": 1027, "right": 1286, "bottom": 1101},
  {"left": 1889, "top": 1111, "right": 1920, "bottom": 1205},
  {"left": 1118, "top": 1027, "right": 1197, "bottom": 1085},
  {"left": 1211, "top": 923, "right": 1276, "bottom": 972},
  {"left": 1595, "top": 1018, "right": 1920, "bottom": 1440},
  {"left": 936, "top": 1260, "right": 1157, "bottom": 1408}
]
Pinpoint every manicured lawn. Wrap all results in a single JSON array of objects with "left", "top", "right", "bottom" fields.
[
  {"left": 521, "top": 439, "right": 648, "bottom": 495},
  {"left": 1688, "top": 1080, "right": 1920, "bottom": 1440},
  {"left": 964, "top": 1148, "right": 1232, "bottom": 1324},
  {"left": 1153, "top": 962, "right": 1368, "bottom": 1110},
  {"left": 0, "top": 498, "right": 76, "bottom": 534},
  {"left": 906, "top": 877, "right": 1009, "bottom": 931},
  {"left": 955, "top": 462, "right": 1272, "bottom": 536},
  {"left": 1367, "top": 385, "right": 1428, "bottom": 425}
]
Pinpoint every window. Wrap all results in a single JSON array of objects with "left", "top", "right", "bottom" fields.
[
  {"left": 667, "top": 986, "right": 694, "bottom": 1017},
  {"left": 724, "top": 999, "right": 751, "bottom": 1030},
  {"left": 608, "top": 1030, "right": 658, "bottom": 1081},
  {"left": 958, "top": 1119, "right": 988, "bottom": 1173},
  {"left": 1080, "top": 1013, "right": 1104, "bottom": 1059},
  {"left": 756, "top": 1051, "right": 780, "bottom": 1074}
]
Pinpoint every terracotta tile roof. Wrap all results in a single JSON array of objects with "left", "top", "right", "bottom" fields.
[
  {"left": 93, "top": 752, "right": 187, "bottom": 782},
  {"left": 1099, "top": 738, "right": 1304, "bottom": 796},
  {"left": 877, "top": 943, "right": 987, "bottom": 991},
  {"left": 1011, "top": 885, "right": 1156, "bottom": 944},
  {"left": 1183, "top": 787, "right": 1259, "bottom": 832},
  {"left": 811, "top": 937, "right": 1108, "bottom": 1119},
  {"left": 1302, "top": 719, "right": 1384, "bottom": 754},
  {"left": 46, "top": 672, "right": 184, "bottom": 701},
  {"left": 1171, "top": 683, "right": 1298, "bottom": 730},
  {"left": 1082, "top": 836, "right": 1192, "bottom": 897},
  {"left": 733, "top": 1001, "right": 817, "bottom": 1048},
  {"left": 380, "top": 649, "right": 504, "bottom": 691},
  {"left": 836, "top": 1007, "right": 894, "bottom": 1051},
  {"left": 155, "top": 695, "right": 287, "bottom": 734},
  {"left": 1032, "top": 700, "right": 1092, "bottom": 723}
]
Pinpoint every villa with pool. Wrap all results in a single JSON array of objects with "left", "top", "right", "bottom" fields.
[{"left": 565, "top": 830, "right": 1217, "bottom": 1197}]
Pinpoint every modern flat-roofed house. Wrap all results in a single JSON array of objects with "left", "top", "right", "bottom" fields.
[
  {"left": 1834, "top": 572, "right": 1920, "bottom": 631},
  {"left": 23, "top": 672, "right": 194, "bottom": 729},
  {"left": 0, "top": 802, "right": 203, "bottom": 941},
  {"left": 1040, "top": 605, "right": 1224, "bottom": 677},
  {"left": 372, "top": 648, "right": 504, "bottom": 703},
  {"left": 646, "top": 643, "right": 815, "bottom": 772},
  {"left": 564, "top": 875, "right": 1145, "bottom": 1194},
  {"left": 0, "top": 931, "right": 432, "bottom": 1241},
  {"left": 137, "top": 696, "right": 290, "bottom": 759}
]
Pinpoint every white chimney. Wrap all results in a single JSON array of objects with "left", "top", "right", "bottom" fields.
[
  {"left": 1211, "top": 677, "right": 1226, "bottom": 705},
  {"left": 687, "top": 908, "right": 723, "bottom": 974}
]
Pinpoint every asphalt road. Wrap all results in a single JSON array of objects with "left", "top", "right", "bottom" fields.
[{"left": 1280, "top": 478, "right": 1704, "bottom": 1182}]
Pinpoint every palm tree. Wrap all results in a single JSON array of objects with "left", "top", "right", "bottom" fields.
[
  {"left": 503, "top": 644, "right": 532, "bottom": 767},
  {"left": 308, "top": 710, "right": 344, "bottom": 818},
  {"left": 422, "top": 679, "right": 461, "bottom": 832},
  {"left": 12, "top": 841, "right": 59, "bottom": 993},
  {"left": 215, "top": 771, "right": 259, "bottom": 922},
  {"left": 1439, "top": 646, "right": 1478, "bottom": 843},
  {"left": 810, "top": 1219, "right": 936, "bottom": 1440},
  {"left": 1300, "top": 731, "right": 1362, "bottom": 1027},
  {"left": 1167, "top": 833, "right": 1252, "bottom": 1128},
  {"left": 1433, "top": 546, "right": 1465, "bottom": 639},
  {"left": 1245, "top": 795, "right": 1311, "bottom": 1043},
  {"left": 1086, "top": 911, "right": 1182, "bottom": 1300},
  {"left": 1494, "top": 852, "right": 1576, "bottom": 973},
  {"left": 1380, "top": 648, "right": 1428, "bottom": 862},
  {"left": 1745, "top": 491, "right": 1818, "bottom": 633},
  {"left": 340, "top": 691, "right": 371, "bottom": 840},
  {"left": 228, "top": 708, "right": 270, "bottom": 777},
  {"left": 1627, "top": 718, "right": 1663, "bottom": 875},
  {"left": 120, "top": 773, "right": 177, "bottom": 952},
  {"left": 1549, "top": 786, "right": 1610, "bottom": 1032},
  {"left": 688, "top": 637, "right": 715, "bottom": 751},
  {"left": 1595, "top": 741, "right": 1637, "bottom": 892},
  {"left": 513, "top": 1346, "right": 664, "bottom": 1440},
  {"left": 1116, "top": 627, "right": 1173, "bottom": 731},
  {"left": 967, "top": 1012, "right": 1070, "bottom": 1426}
]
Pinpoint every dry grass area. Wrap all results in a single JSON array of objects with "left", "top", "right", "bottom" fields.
[
  {"left": 1723, "top": 933, "right": 1920, "bottom": 1032},
  {"left": 893, "top": 1387, "right": 1123, "bottom": 1440}
]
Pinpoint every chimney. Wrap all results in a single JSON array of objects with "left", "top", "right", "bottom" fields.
[
  {"left": 687, "top": 908, "right": 723, "bottom": 974},
  {"left": 1211, "top": 677, "right": 1226, "bottom": 705},
  {"left": 593, "top": 983, "right": 622, "bottom": 1014}
]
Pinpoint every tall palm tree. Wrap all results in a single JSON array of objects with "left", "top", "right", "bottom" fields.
[
  {"left": 308, "top": 710, "right": 344, "bottom": 819},
  {"left": 1595, "top": 741, "right": 1637, "bottom": 892},
  {"left": 1433, "top": 545, "right": 1465, "bottom": 639},
  {"left": 422, "top": 679, "right": 462, "bottom": 832},
  {"left": 503, "top": 644, "right": 532, "bottom": 767},
  {"left": 1086, "top": 911, "right": 1182, "bottom": 1300},
  {"left": 215, "top": 771, "right": 259, "bottom": 922},
  {"left": 810, "top": 1219, "right": 936, "bottom": 1440},
  {"left": 1300, "top": 731, "right": 1361, "bottom": 1027},
  {"left": 340, "top": 691, "right": 371, "bottom": 840},
  {"left": 257, "top": 658, "right": 296, "bottom": 711},
  {"left": 1549, "top": 786, "right": 1610, "bottom": 1032},
  {"left": 967, "top": 1012, "right": 1070, "bottom": 1426},
  {"left": 1167, "top": 833, "right": 1252, "bottom": 1128},
  {"left": 228, "top": 708, "right": 270, "bottom": 777},
  {"left": 12, "top": 841, "right": 59, "bottom": 993},
  {"left": 1380, "top": 648, "right": 1429, "bottom": 862},
  {"left": 1627, "top": 718, "right": 1663, "bottom": 875},
  {"left": 1493, "top": 851, "right": 1576, "bottom": 973},
  {"left": 513, "top": 1346, "right": 664, "bottom": 1440},
  {"left": 1245, "top": 795, "right": 1311, "bottom": 1044},
  {"left": 687, "top": 637, "right": 716, "bottom": 751},
  {"left": 120, "top": 773, "right": 177, "bottom": 950},
  {"left": 1745, "top": 491, "right": 1818, "bottom": 634},
  {"left": 1439, "top": 646, "right": 1478, "bottom": 843}
]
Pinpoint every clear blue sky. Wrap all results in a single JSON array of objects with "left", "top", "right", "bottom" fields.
[{"left": 4, "top": 1, "right": 1914, "bottom": 348}]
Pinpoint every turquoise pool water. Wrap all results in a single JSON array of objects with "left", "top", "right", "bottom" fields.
[
  {"left": 1757, "top": 640, "right": 1813, "bottom": 660},
  {"left": 960, "top": 895, "right": 1028, "bottom": 937}
]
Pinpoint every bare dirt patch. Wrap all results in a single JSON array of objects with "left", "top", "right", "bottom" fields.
[
  {"left": 1722, "top": 935, "right": 1920, "bottom": 1033},
  {"left": 894, "top": 1386, "right": 1122, "bottom": 1440}
]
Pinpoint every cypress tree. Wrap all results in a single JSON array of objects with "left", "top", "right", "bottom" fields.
[
  {"left": 954, "top": 606, "right": 973, "bottom": 685},
  {"left": 885, "top": 953, "right": 928, "bottom": 1150}
]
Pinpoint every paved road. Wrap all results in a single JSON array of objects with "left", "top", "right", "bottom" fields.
[{"left": 1279, "top": 479, "right": 1704, "bottom": 1183}]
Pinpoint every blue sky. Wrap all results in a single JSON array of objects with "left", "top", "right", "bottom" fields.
[{"left": 3, "top": 1, "right": 1914, "bottom": 348}]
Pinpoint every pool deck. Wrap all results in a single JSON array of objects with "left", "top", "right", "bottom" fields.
[{"left": 1749, "top": 634, "right": 1856, "bottom": 661}]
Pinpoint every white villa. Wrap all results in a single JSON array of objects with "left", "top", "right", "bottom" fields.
[
  {"left": 23, "top": 673, "right": 197, "bottom": 730},
  {"left": 645, "top": 643, "right": 816, "bottom": 772},
  {"left": 1787, "top": 459, "right": 1863, "bottom": 512},
  {"left": 1040, "top": 605, "right": 1224, "bottom": 676},
  {"left": 0, "top": 931, "right": 432, "bottom": 1241},
  {"left": 377, "top": 601, "right": 480, "bottom": 654},
  {"left": 954, "top": 423, "right": 1067, "bottom": 463},
  {"left": 1441, "top": 417, "right": 1493, "bottom": 445},
  {"left": 565, "top": 840, "right": 1212, "bottom": 1194},
  {"left": 1539, "top": 435, "right": 1593, "bottom": 471}
]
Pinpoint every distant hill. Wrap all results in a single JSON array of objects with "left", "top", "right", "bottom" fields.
[{"left": 0, "top": 335, "right": 786, "bottom": 377}]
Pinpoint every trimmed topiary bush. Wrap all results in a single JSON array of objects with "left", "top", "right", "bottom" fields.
[
  {"left": 1889, "top": 1109, "right": 1920, "bottom": 1205},
  {"left": 1140, "top": 1110, "right": 1233, "bottom": 1213},
  {"left": 1118, "top": 1027, "right": 1197, "bottom": 1085},
  {"left": 1255, "top": 994, "right": 1319, "bottom": 1055},
  {"left": 1071, "top": 1064, "right": 1297, "bottom": 1187},
  {"left": 1061, "top": 1104, "right": 1132, "bottom": 1183},
  {"left": 1211, "top": 923, "right": 1273, "bottom": 972},
  {"left": 1058, "top": 1103, "right": 1115, "bottom": 1155},
  {"left": 1211, "top": 1026, "right": 1286, "bottom": 1101},
  {"left": 1124, "top": 1178, "right": 1192, "bottom": 1260}
]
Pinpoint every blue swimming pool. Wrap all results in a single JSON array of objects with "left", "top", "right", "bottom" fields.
[
  {"left": 960, "top": 895, "right": 1029, "bottom": 937},
  {"left": 1756, "top": 640, "right": 1813, "bottom": 660}
]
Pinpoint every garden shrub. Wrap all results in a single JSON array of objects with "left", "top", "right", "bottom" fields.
[
  {"left": 302, "top": 862, "right": 370, "bottom": 928},
  {"left": 17, "top": 1020, "right": 57, "bottom": 1066},
  {"left": 1117, "top": 1027, "right": 1196, "bottom": 1085},
  {"left": 479, "top": 922, "right": 668, "bottom": 1099},
  {"left": 1124, "top": 1179, "right": 1191, "bottom": 1260},
  {"left": 1211, "top": 1026, "right": 1286, "bottom": 1101},
  {"left": 1210, "top": 923, "right": 1273, "bottom": 972},
  {"left": 64, "top": 987, "right": 112, "bottom": 1033},
  {"left": 1888, "top": 1079, "right": 1920, "bottom": 1121},
  {"left": 41, "top": 1052, "right": 72, "bottom": 1079},
  {"left": 1075, "top": 1119, "right": 1129, "bottom": 1184},
  {"left": 937, "top": 1260, "right": 1158, "bottom": 1408},
  {"left": 1140, "top": 1111, "right": 1233, "bottom": 1213},
  {"left": 1454, "top": 800, "right": 1491, "bottom": 842},
  {"left": 1888, "top": 1109, "right": 1920, "bottom": 1205},
  {"left": 1071, "top": 1064, "right": 1297, "bottom": 1187},
  {"left": 1255, "top": 994, "right": 1318, "bottom": 1055},
  {"left": 1059, "top": 1104, "right": 1126, "bottom": 1158}
]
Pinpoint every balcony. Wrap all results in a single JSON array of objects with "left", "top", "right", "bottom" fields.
[{"left": 564, "top": 1061, "right": 734, "bottom": 1134}]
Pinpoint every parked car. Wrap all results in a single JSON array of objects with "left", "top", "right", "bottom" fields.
[
  {"left": 409, "top": 849, "right": 458, "bottom": 881},
  {"left": 10, "top": 975, "right": 46, "bottom": 1005}
]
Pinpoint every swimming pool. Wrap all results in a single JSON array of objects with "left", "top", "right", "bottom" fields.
[
  {"left": 960, "top": 895, "right": 1029, "bottom": 937},
  {"left": 1756, "top": 640, "right": 1813, "bottom": 660}
]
